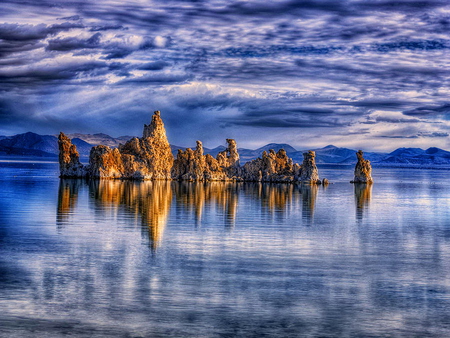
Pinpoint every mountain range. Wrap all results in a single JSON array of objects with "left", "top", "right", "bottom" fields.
[{"left": 1, "top": 132, "right": 450, "bottom": 167}]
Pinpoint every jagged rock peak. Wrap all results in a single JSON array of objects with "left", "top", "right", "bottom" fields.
[
  {"left": 195, "top": 140, "right": 204, "bottom": 156},
  {"left": 58, "top": 110, "right": 173, "bottom": 180},
  {"left": 217, "top": 139, "right": 240, "bottom": 168},
  {"left": 58, "top": 132, "right": 86, "bottom": 178},
  {"left": 351, "top": 150, "right": 373, "bottom": 184},
  {"left": 171, "top": 139, "right": 229, "bottom": 181},
  {"left": 143, "top": 110, "right": 167, "bottom": 141},
  {"left": 299, "top": 150, "right": 321, "bottom": 184},
  {"left": 122, "top": 109, "right": 174, "bottom": 179},
  {"left": 243, "top": 148, "right": 296, "bottom": 182}
]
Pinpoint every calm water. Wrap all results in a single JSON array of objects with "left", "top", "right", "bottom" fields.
[{"left": 1, "top": 160, "right": 450, "bottom": 337}]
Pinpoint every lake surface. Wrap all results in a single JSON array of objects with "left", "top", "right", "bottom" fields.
[{"left": 1, "top": 160, "right": 450, "bottom": 337}]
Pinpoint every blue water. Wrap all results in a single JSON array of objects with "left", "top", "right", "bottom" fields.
[{"left": 1, "top": 160, "right": 450, "bottom": 337}]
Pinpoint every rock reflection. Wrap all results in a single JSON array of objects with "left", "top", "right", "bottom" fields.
[
  {"left": 260, "top": 183, "right": 296, "bottom": 214},
  {"left": 300, "top": 184, "right": 318, "bottom": 224},
  {"left": 88, "top": 180, "right": 172, "bottom": 251},
  {"left": 57, "top": 179, "right": 83, "bottom": 229},
  {"left": 241, "top": 183, "right": 299, "bottom": 218},
  {"left": 58, "top": 179, "right": 321, "bottom": 249},
  {"left": 354, "top": 183, "right": 372, "bottom": 220},
  {"left": 172, "top": 182, "right": 239, "bottom": 228}
]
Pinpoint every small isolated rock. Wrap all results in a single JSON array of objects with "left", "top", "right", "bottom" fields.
[
  {"left": 298, "top": 151, "right": 321, "bottom": 184},
  {"left": 58, "top": 132, "right": 86, "bottom": 178},
  {"left": 351, "top": 150, "right": 373, "bottom": 184}
]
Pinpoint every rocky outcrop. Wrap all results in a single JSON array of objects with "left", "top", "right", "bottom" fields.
[
  {"left": 216, "top": 139, "right": 241, "bottom": 178},
  {"left": 58, "top": 132, "right": 86, "bottom": 177},
  {"left": 58, "top": 111, "right": 173, "bottom": 179},
  {"left": 351, "top": 150, "right": 373, "bottom": 184},
  {"left": 242, "top": 149, "right": 296, "bottom": 182},
  {"left": 114, "top": 110, "right": 173, "bottom": 179},
  {"left": 172, "top": 140, "right": 236, "bottom": 181},
  {"left": 59, "top": 110, "right": 328, "bottom": 183},
  {"left": 298, "top": 151, "right": 321, "bottom": 184},
  {"left": 88, "top": 145, "right": 124, "bottom": 178}
]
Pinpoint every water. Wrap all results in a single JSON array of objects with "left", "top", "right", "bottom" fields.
[{"left": 1, "top": 160, "right": 450, "bottom": 337}]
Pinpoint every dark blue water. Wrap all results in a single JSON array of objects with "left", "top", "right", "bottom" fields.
[{"left": 1, "top": 160, "right": 450, "bottom": 337}]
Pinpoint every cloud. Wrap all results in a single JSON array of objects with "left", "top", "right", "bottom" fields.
[
  {"left": 0, "top": 22, "right": 83, "bottom": 41},
  {"left": 116, "top": 73, "right": 192, "bottom": 85},
  {"left": 1, "top": 0, "right": 450, "bottom": 151},
  {"left": 0, "top": 60, "right": 110, "bottom": 86},
  {"left": 420, "top": 131, "right": 449, "bottom": 137},
  {"left": 153, "top": 36, "right": 167, "bottom": 48},
  {"left": 375, "top": 126, "right": 449, "bottom": 139},
  {"left": 137, "top": 61, "right": 170, "bottom": 71},
  {"left": 403, "top": 104, "right": 450, "bottom": 117},
  {"left": 46, "top": 32, "right": 102, "bottom": 51}
]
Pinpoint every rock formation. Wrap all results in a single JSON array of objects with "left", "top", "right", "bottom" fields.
[
  {"left": 217, "top": 139, "right": 240, "bottom": 170},
  {"left": 172, "top": 140, "right": 237, "bottom": 181},
  {"left": 351, "top": 150, "right": 373, "bottom": 184},
  {"left": 58, "top": 132, "right": 86, "bottom": 177},
  {"left": 88, "top": 145, "right": 124, "bottom": 178},
  {"left": 242, "top": 149, "right": 296, "bottom": 182},
  {"left": 58, "top": 110, "right": 327, "bottom": 184},
  {"left": 298, "top": 151, "right": 321, "bottom": 184},
  {"left": 58, "top": 111, "right": 173, "bottom": 179}
]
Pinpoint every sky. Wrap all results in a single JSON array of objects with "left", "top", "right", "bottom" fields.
[{"left": 0, "top": 0, "right": 449, "bottom": 151}]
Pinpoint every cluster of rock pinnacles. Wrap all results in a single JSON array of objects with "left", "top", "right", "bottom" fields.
[{"left": 58, "top": 111, "right": 373, "bottom": 184}]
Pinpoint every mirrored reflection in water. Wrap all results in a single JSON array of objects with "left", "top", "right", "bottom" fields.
[
  {"left": 300, "top": 184, "right": 318, "bottom": 224},
  {"left": 57, "top": 179, "right": 83, "bottom": 229},
  {"left": 3, "top": 163, "right": 450, "bottom": 338},
  {"left": 58, "top": 179, "right": 173, "bottom": 251},
  {"left": 173, "top": 181, "right": 239, "bottom": 229},
  {"left": 58, "top": 180, "right": 321, "bottom": 242},
  {"left": 91, "top": 180, "right": 172, "bottom": 251},
  {"left": 354, "top": 183, "right": 372, "bottom": 221}
]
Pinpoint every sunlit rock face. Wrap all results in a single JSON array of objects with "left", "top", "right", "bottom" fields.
[
  {"left": 298, "top": 151, "right": 321, "bottom": 184},
  {"left": 351, "top": 150, "right": 373, "bottom": 184},
  {"left": 59, "top": 110, "right": 327, "bottom": 183},
  {"left": 172, "top": 140, "right": 232, "bottom": 181},
  {"left": 117, "top": 110, "right": 174, "bottom": 179},
  {"left": 242, "top": 149, "right": 296, "bottom": 182},
  {"left": 59, "top": 111, "right": 174, "bottom": 179},
  {"left": 89, "top": 145, "right": 124, "bottom": 178},
  {"left": 58, "top": 132, "right": 86, "bottom": 178},
  {"left": 217, "top": 139, "right": 241, "bottom": 178}
]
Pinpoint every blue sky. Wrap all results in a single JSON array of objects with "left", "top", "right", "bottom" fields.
[{"left": 0, "top": 0, "right": 449, "bottom": 151}]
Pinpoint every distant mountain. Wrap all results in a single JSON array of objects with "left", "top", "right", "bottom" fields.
[
  {"left": 310, "top": 145, "right": 356, "bottom": 164},
  {"left": 382, "top": 147, "right": 450, "bottom": 165},
  {"left": 1, "top": 131, "right": 450, "bottom": 168},
  {"left": 170, "top": 144, "right": 186, "bottom": 156},
  {"left": 0, "top": 144, "right": 56, "bottom": 157},
  {"left": 71, "top": 138, "right": 96, "bottom": 157},
  {"left": 205, "top": 145, "right": 227, "bottom": 155},
  {"left": 66, "top": 133, "right": 134, "bottom": 148},
  {"left": 256, "top": 143, "right": 297, "bottom": 153},
  {"left": 0, "top": 132, "right": 58, "bottom": 157},
  {"left": 0, "top": 132, "right": 105, "bottom": 158},
  {"left": 168, "top": 142, "right": 450, "bottom": 167}
]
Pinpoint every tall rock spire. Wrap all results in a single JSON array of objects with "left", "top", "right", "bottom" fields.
[
  {"left": 116, "top": 110, "right": 174, "bottom": 179},
  {"left": 351, "top": 150, "right": 373, "bottom": 184},
  {"left": 58, "top": 132, "right": 86, "bottom": 177},
  {"left": 299, "top": 151, "right": 320, "bottom": 184}
]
